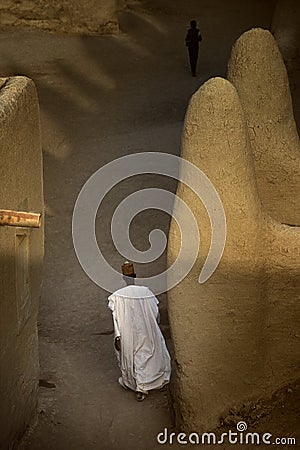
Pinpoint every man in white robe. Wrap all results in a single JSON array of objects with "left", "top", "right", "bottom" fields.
[{"left": 108, "top": 262, "right": 171, "bottom": 401}]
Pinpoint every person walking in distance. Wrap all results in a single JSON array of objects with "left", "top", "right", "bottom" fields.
[
  {"left": 108, "top": 262, "right": 171, "bottom": 402},
  {"left": 185, "top": 20, "right": 202, "bottom": 77}
]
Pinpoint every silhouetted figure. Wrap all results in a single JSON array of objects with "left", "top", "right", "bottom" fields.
[{"left": 185, "top": 20, "right": 202, "bottom": 77}]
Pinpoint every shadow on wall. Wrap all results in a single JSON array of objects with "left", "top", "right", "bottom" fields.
[{"left": 168, "top": 263, "right": 299, "bottom": 429}]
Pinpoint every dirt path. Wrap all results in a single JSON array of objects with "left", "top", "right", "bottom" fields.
[{"left": 1, "top": 1, "right": 298, "bottom": 449}]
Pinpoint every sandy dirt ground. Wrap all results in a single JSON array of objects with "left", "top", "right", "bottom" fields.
[{"left": 0, "top": 0, "right": 299, "bottom": 449}]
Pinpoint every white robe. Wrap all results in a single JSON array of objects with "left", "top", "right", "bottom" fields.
[{"left": 108, "top": 285, "right": 171, "bottom": 393}]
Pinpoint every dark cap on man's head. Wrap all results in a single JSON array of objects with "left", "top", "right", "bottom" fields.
[{"left": 122, "top": 261, "right": 136, "bottom": 277}]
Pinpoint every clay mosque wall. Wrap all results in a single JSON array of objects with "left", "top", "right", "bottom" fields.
[
  {"left": 0, "top": 77, "right": 44, "bottom": 449},
  {"left": 167, "top": 4, "right": 300, "bottom": 430}
]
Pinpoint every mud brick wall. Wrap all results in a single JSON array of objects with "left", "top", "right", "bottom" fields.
[
  {"left": 227, "top": 29, "right": 300, "bottom": 226},
  {"left": 0, "top": 76, "right": 44, "bottom": 448},
  {"left": 167, "top": 76, "right": 300, "bottom": 432}
]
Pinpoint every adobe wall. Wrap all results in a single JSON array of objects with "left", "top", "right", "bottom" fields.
[
  {"left": 167, "top": 77, "right": 300, "bottom": 431},
  {"left": 227, "top": 29, "right": 300, "bottom": 226},
  {"left": 0, "top": 77, "right": 44, "bottom": 448},
  {"left": 0, "top": 0, "right": 119, "bottom": 34}
]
